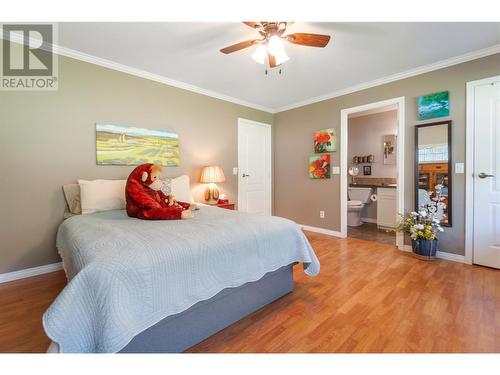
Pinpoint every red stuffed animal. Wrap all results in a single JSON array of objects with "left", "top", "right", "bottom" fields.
[{"left": 126, "top": 163, "right": 192, "bottom": 220}]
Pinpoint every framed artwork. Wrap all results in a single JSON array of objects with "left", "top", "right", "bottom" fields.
[
  {"left": 309, "top": 154, "right": 331, "bottom": 179},
  {"left": 314, "top": 128, "right": 336, "bottom": 153},
  {"left": 96, "top": 123, "right": 179, "bottom": 166},
  {"left": 418, "top": 91, "right": 449, "bottom": 120},
  {"left": 363, "top": 165, "right": 372, "bottom": 176}
]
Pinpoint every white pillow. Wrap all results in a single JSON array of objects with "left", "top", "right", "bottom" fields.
[
  {"left": 171, "top": 175, "right": 194, "bottom": 203},
  {"left": 78, "top": 179, "right": 126, "bottom": 214}
]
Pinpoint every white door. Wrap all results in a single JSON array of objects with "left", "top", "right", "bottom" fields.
[
  {"left": 472, "top": 78, "right": 500, "bottom": 268},
  {"left": 238, "top": 118, "right": 272, "bottom": 215}
]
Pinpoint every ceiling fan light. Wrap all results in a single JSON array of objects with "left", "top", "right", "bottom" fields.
[
  {"left": 251, "top": 44, "right": 267, "bottom": 64},
  {"left": 267, "top": 36, "right": 284, "bottom": 56},
  {"left": 273, "top": 49, "right": 290, "bottom": 65}
]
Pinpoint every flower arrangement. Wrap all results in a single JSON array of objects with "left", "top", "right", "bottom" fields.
[
  {"left": 398, "top": 187, "right": 446, "bottom": 258},
  {"left": 400, "top": 188, "right": 446, "bottom": 240}
]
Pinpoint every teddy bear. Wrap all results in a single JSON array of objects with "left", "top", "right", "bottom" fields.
[{"left": 125, "top": 163, "right": 193, "bottom": 220}]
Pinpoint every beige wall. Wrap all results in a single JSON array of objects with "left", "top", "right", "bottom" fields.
[
  {"left": 2, "top": 52, "right": 499, "bottom": 274},
  {"left": 274, "top": 53, "right": 500, "bottom": 256},
  {"left": 0, "top": 56, "right": 272, "bottom": 274}
]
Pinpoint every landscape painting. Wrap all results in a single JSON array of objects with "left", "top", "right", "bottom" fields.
[
  {"left": 309, "top": 154, "right": 331, "bottom": 179},
  {"left": 314, "top": 128, "right": 336, "bottom": 153},
  {"left": 418, "top": 91, "right": 449, "bottom": 120},
  {"left": 96, "top": 123, "right": 179, "bottom": 166}
]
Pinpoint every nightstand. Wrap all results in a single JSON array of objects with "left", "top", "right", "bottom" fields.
[{"left": 216, "top": 202, "right": 235, "bottom": 210}]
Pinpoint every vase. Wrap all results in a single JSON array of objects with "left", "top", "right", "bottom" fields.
[{"left": 412, "top": 239, "right": 438, "bottom": 257}]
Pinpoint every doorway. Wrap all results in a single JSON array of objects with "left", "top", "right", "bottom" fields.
[
  {"left": 340, "top": 97, "right": 405, "bottom": 250},
  {"left": 237, "top": 118, "right": 272, "bottom": 215},
  {"left": 466, "top": 75, "right": 500, "bottom": 268}
]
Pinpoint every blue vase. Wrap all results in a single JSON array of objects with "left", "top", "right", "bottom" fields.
[{"left": 412, "top": 239, "right": 438, "bottom": 257}]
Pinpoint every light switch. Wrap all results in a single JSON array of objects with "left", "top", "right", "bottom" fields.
[
  {"left": 332, "top": 166, "right": 340, "bottom": 175},
  {"left": 233, "top": 167, "right": 238, "bottom": 175},
  {"left": 455, "top": 163, "right": 464, "bottom": 174}
]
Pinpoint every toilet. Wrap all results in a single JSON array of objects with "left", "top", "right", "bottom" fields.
[{"left": 347, "top": 187, "right": 373, "bottom": 227}]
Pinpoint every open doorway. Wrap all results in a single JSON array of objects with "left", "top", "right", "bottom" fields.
[{"left": 340, "top": 97, "right": 405, "bottom": 249}]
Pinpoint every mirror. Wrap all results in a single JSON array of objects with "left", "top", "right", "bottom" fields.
[
  {"left": 415, "top": 120, "right": 452, "bottom": 226},
  {"left": 383, "top": 134, "right": 397, "bottom": 165}
]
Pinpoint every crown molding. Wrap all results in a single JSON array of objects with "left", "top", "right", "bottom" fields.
[
  {"left": 2, "top": 29, "right": 499, "bottom": 115},
  {"left": 274, "top": 43, "right": 500, "bottom": 113},
  {"left": 1, "top": 30, "right": 275, "bottom": 114}
]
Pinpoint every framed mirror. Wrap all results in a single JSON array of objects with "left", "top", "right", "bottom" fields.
[{"left": 415, "top": 120, "right": 452, "bottom": 226}]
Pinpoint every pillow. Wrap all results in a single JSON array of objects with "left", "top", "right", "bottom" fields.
[
  {"left": 170, "top": 175, "right": 194, "bottom": 203},
  {"left": 63, "top": 184, "right": 82, "bottom": 215},
  {"left": 78, "top": 179, "right": 126, "bottom": 214}
]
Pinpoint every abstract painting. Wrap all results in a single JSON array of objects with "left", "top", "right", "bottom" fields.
[
  {"left": 418, "top": 91, "right": 449, "bottom": 120},
  {"left": 96, "top": 123, "right": 179, "bottom": 166},
  {"left": 309, "top": 154, "right": 331, "bottom": 179},
  {"left": 314, "top": 128, "right": 336, "bottom": 153}
]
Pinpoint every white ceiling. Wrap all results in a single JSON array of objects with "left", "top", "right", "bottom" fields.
[{"left": 58, "top": 22, "right": 500, "bottom": 112}]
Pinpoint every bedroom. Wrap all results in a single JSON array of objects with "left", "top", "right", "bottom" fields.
[{"left": 1, "top": 0, "right": 500, "bottom": 373}]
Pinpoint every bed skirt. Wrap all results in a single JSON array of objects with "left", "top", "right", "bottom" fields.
[{"left": 118, "top": 263, "right": 295, "bottom": 353}]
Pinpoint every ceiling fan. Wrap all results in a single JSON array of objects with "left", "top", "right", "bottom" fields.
[{"left": 220, "top": 22, "right": 331, "bottom": 68}]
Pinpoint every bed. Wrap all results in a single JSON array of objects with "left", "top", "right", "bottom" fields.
[{"left": 43, "top": 205, "right": 320, "bottom": 353}]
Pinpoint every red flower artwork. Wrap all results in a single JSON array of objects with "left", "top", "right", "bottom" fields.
[{"left": 309, "top": 154, "right": 331, "bottom": 179}]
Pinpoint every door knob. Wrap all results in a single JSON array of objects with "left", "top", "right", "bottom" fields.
[
  {"left": 478, "top": 172, "right": 495, "bottom": 179},
  {"left": 242, "top": 174, "right": 250, "bottom": 178}
]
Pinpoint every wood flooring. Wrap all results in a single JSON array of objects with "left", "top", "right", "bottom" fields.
[{"left": 1, "top": 232, "right": 499, "bottom": 353}]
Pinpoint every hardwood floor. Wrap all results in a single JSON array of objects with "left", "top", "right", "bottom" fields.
[{"left": 1, "top": 232, "right": 499, "bottom": 353}]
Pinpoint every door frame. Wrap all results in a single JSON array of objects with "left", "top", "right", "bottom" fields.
[
  {"left": 237, "top": 118, "right": 272, "bottom": 215},
  {"left": 465, "top": 75, "right": 500, "bottom": 265},
  {"left": 340, "top": 96, "right": 405, "bottom": 250}
]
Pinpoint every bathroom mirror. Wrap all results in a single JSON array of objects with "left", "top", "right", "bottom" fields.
[
  {"left": 414, "top": 120, "right": 452, "bottom": 226},
  {"left": 383, "top": 134, "right": 397, "bottom": 165}
]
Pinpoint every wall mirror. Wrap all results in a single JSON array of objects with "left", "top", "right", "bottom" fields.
[
  {"left": 383, "top": 134, "right": 397, "bottom": 165},
  {"left": 415, "top": 120, "right": 452, "bottom": 226}
]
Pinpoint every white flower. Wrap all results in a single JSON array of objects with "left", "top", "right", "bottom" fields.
[
  {"left": 419, "top": 211, "right": 427, "bottom": 218},
  {"left": 438, "top": 227, "right": 444, "bottom": 232},
  {"left": 414, "top": 224, "right": 424, "bottom": 230},
  {"left": 410, "top": 211, "right": 418, "bottom": 217}
]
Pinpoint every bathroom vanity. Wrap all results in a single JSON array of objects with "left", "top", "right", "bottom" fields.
[{"left": 376, "top": 187, "right": 398, "bottom": 229}]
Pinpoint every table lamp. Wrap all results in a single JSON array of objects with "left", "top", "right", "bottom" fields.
[{"left": 200, "top": 166, "right": 226, "bottom": 204}]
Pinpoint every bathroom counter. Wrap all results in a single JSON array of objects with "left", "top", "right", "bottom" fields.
[{"left": 349, "top": 184, "right": 397, "bottom": 189}]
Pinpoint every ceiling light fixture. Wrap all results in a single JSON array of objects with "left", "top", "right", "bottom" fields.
[
  {"left": 220, "top": 22, "right": 331, "bottom": 70},
  {"left": 267, "top": 36, "right": 289, "bottom": 65},
  {"left": 251, "top": 44, "right": 267, "bottom": 64}
]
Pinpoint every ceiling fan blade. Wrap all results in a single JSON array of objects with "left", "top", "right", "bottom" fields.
[
  {"left": 242, "top": 22, "right": 262, "bottom": 29},
  {"left": 220, "top": 39, "right": 260, "bottom": 54},
  {"left": 285, "top": 33, "right": 331, "bottom": 48},
  {"left": 268, "top": 53, "right": 277, "bottom": 68}
]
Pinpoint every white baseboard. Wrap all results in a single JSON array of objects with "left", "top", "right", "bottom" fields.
[
  {"left": 0, "top": 262, "right": 63, "bottom": 284},
  {"left": 361, "top": 217, "right": 377, "bottom": 224},
  {"left": 300, "top": 224, "right": 345, "bottom": 238},
  {"left": 399, "top": 244, "right": 465, "bottom": 263}
]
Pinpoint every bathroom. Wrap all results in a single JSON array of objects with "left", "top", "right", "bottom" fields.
[{"left": 347, "top": 105, "right": 398, "bottom": 245}]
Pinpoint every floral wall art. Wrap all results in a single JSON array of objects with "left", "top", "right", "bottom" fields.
[
  {"left": 314, "top": 128, "right": 336, "bottom": 153},
  {"left": 309, "top": 154, "right": 331, "bottom": 179}
]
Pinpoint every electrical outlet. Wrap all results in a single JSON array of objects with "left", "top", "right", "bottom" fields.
[
  {"left": 233, "top": 167, "right": 238, "bottom": 175},
  {"left": 319, "top": 211, "right": 325, "bottom": 219},
  {"left": 332, "top": 166, "right": 340, "bottom": 175}
]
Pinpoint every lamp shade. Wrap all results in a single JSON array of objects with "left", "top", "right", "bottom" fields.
[{"left": 200, "top": 166, "right": 226, "bottom": 183}]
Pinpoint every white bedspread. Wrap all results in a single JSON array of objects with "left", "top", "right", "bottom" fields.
[{"left": 43, "top": 206, "right": 320, "bottom": 353}]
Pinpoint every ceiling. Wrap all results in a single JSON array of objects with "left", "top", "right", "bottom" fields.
[{"left": 58, "top": 22, "right": 500, "bottom": 112}]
